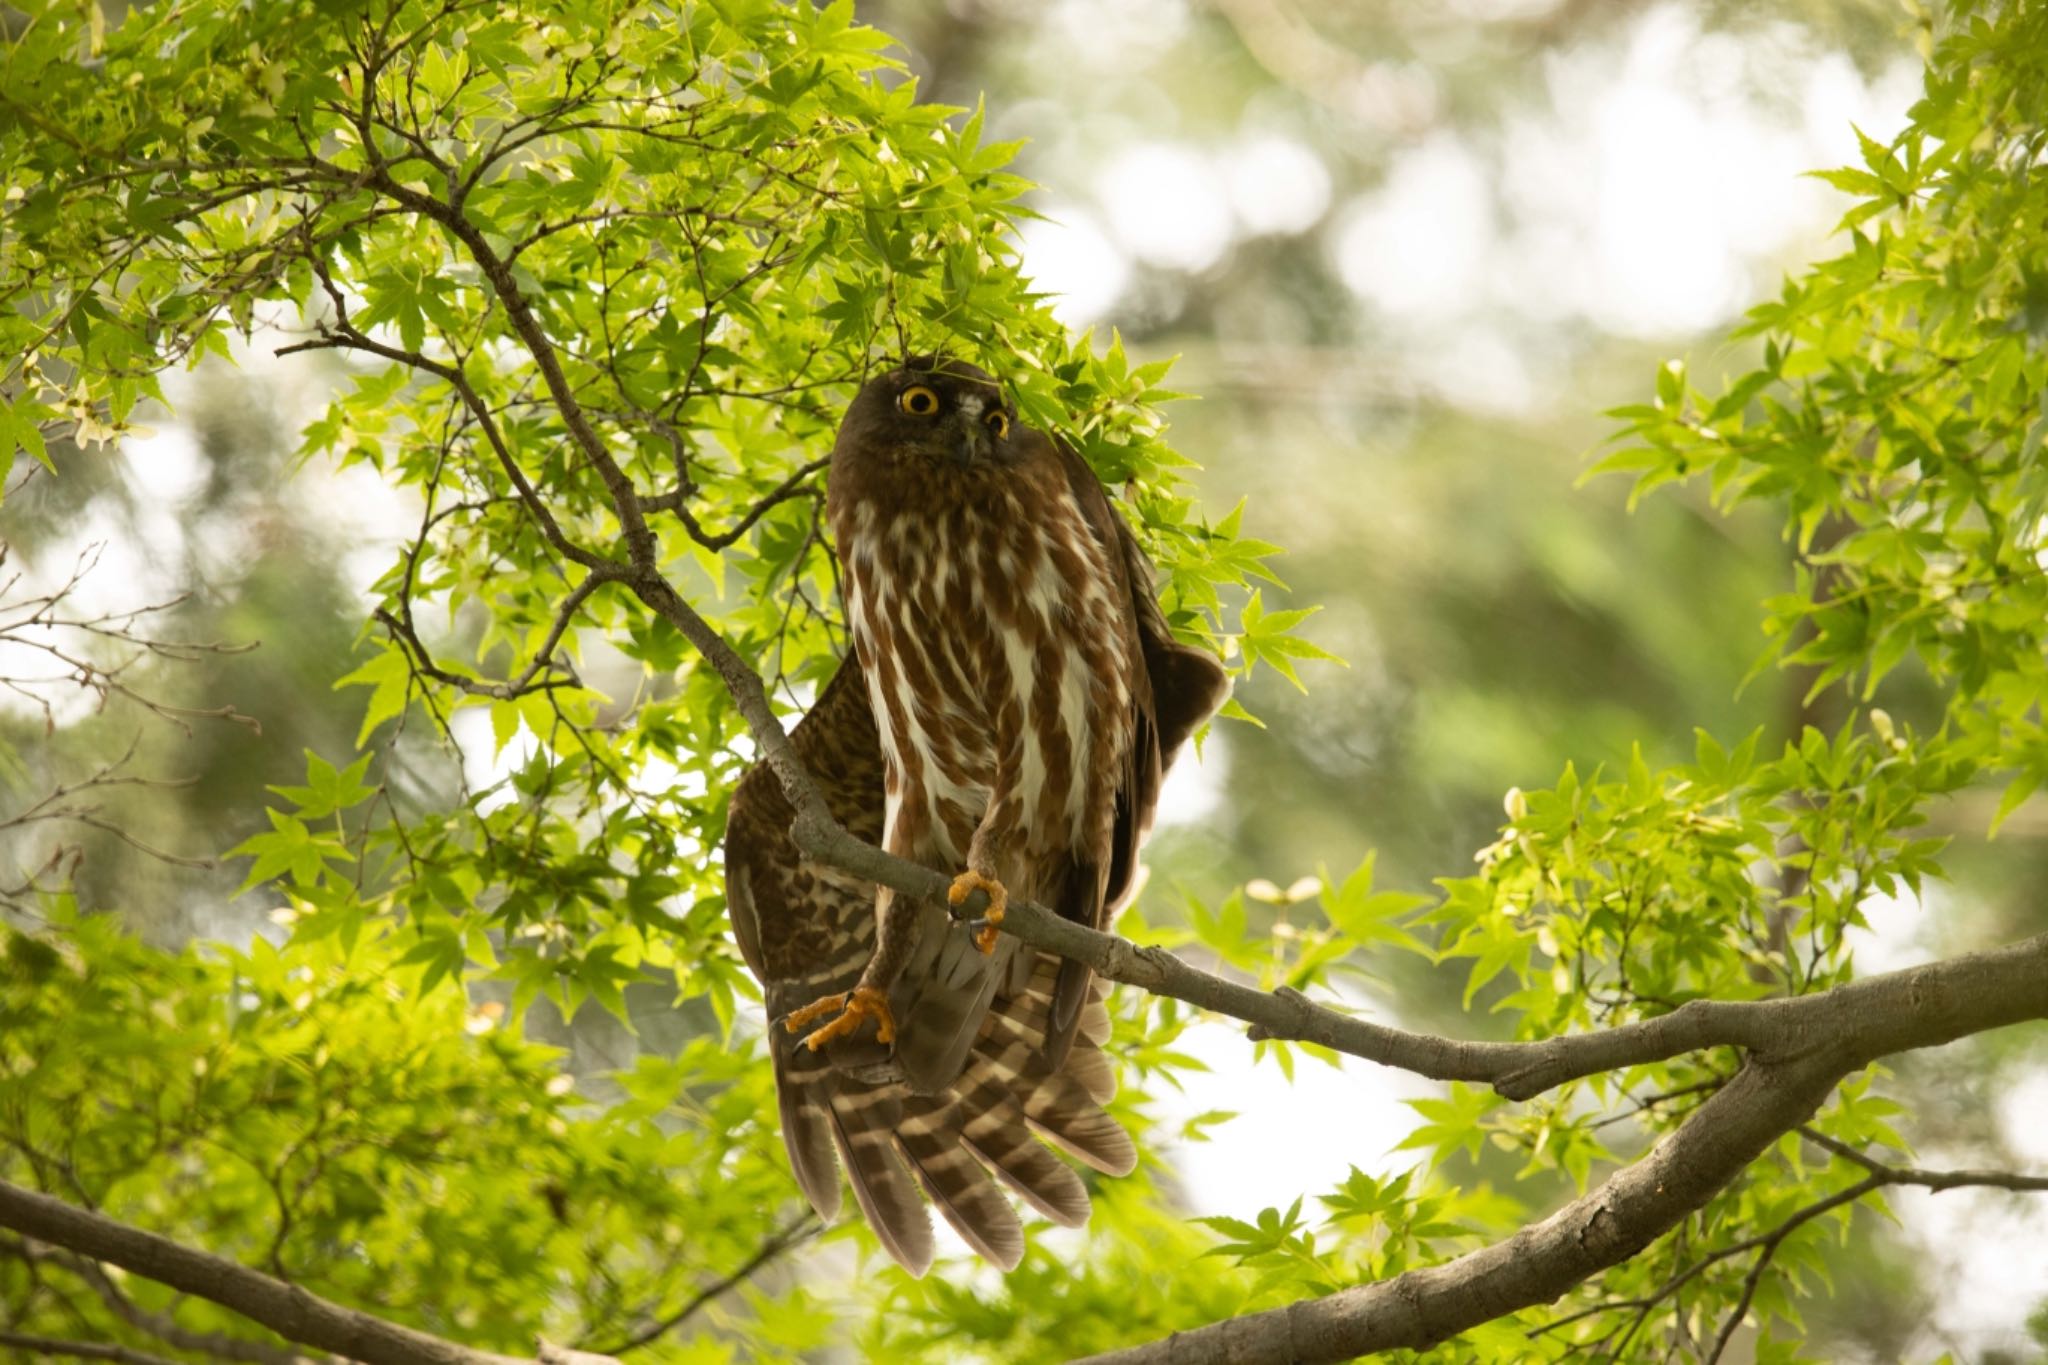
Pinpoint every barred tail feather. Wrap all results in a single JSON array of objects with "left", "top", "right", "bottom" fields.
[
  {"left": 895, "top": 1105, "right": 1026, "bottom": 1270},
  {"left": 1027, "top": 1106, "right": 1137, "bottom": 1178},
  {"left": 763, "top": 951, "right": 1132, "bottom": 1274},
  {"left": 1077, "top": 983, "right": 1114, "bottom": 1048},
  {"left": 825, "top": 1088, "right": 935, "bottom": 1277},
  {"left": 995, "top": 961, "right": 1136, "bottom": 1176},
  {"left": 961, "top": 1119, "right": 1092, "bottom": 1226},
  {"left": 1058, "top": 1041, "right": 1117, "bottom": 1106},
  {"left": 775, "top": 1057, "right": 843, "bottom": 1222}
]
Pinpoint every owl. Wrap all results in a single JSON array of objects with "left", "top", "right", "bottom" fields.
[{"left": 726, "top": 357, "right": 1228, "bottom": 1268}]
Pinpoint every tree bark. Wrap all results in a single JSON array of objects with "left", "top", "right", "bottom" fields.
[
  {"left": 1069, "top": 931, "right": 2048, "bottom": 1363},
  {"left": 0, "top": 1181, "right": 620, "bottom": 1365}
]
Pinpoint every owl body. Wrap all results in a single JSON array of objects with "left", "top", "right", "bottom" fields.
[
  {"left": 837, "top": 458, "right": 1137, "bottom": 896},
  {"left": 827, "top": 360, "right": 1151, "bottom": 1090}
]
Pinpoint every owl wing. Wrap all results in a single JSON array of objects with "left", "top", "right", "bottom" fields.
[
  {"left": 1036, "top": 438, "right": 1234, "bottom": 1059},
  {"left": 1053, "top": 437, "right": 1233, "bottom": 898},
  {"left": 724, "top": 654, "right": 1136, "bottom": 1274}
]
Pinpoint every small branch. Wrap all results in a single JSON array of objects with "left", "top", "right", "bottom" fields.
[
  {"left": 621, "top": 571, "right": 837, "bottom": 836},
  {"left": 586, "top": 1213, "right": 819, "bottom": 1356},
  {"left": 371, "top": 571, "right": 600, "bottom": 702},
  {"left": 1701, "top": 1185, "right": 1853, "bottom": 1364},
  {"left": 644, "top": 456, "right": 829, "bottom": 552},
  {"left": 14, "top": 810, "right": 217, "bottom": 870},
  {"left": 1699, "top": 1136, "right": 2048, "bottom": 1361},
  {"left": 3, "top": 742, "right": 216, "bottom": 875},
  {"left": 22, "top": 1240, "right": 307, "bottom": 1365},
  {"left": 0, "top": 1332, "right": 185, "bottom": 1365},
  {"left": 357, "top": 167, "right": 657, "bottom": 570},
  {"left": 0, "top": 1179, "right": 622, "bottom": 1365},
  {"left": 1792, "top": 1125, "right": 2048, "bottom": 1194},
  {"left": 276, "top": 251, "right": 613, "bottom": 575}
]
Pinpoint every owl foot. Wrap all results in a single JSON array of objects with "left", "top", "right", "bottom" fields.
[
  {"left": 948, "top": 870, "right": 1008, "bottom": 954},
  {"left": 786, "top": 986, "right": 897, "bottom": 1050}
]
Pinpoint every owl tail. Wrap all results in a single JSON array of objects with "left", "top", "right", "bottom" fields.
[
  {"left": 773, "top": 1024, "right": 939, "bottom": 1277},
  {"left": 772, "top": 954, "right": 1134, "bottom": 1276}
]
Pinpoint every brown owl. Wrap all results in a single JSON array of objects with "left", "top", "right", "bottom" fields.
[{"left": 726, "top": 357, "right": 1228, "bottom": 1269}]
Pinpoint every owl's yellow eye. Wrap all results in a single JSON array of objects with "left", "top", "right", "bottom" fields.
[
  {"left": 985, "top": 410, "right": 1010, "bottom": 440},
  {"left": 899, "top": 385, "right": 940, "bottom": 416}
]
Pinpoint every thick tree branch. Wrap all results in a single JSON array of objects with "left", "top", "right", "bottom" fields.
[
  {"left": 1073, "top": 1053, "right": 1845, "bottom": 1364},
  {"left": 0, "top": 1181, "right": 622, "bottom": 1365},
  {"left": 1062, "top": 940, "right": 2048, "bottom": 1365}
]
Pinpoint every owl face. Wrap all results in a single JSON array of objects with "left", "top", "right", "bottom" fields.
[{"left": 841, "top": 358, "right": 1021, "bottom": 472}]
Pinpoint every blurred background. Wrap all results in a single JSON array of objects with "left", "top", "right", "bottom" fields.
[{"left": 5, "top": 1, "right": 2045, "bottom": 1359}]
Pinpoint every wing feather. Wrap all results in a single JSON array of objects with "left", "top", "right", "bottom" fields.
[
  {"left": 775, "top": 1047, "right": 844, "bottom": 1221},
  {"left": 1043, "top": 438, "right": 1229, "bottom": 1054}
]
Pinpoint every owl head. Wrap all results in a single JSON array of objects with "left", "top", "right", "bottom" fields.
[{"left": 834, "top": 356, "right": 1024, "bottom": 473}]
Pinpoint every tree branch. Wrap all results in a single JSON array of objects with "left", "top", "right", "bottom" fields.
[
  {"left": 1696, "top": 1133, "right": 2048, "bottom": 1361},
  {"left": 0, "top": 1235, "right": 304, "bottom": 1365},
  {"left": 621, "top": 570, "right": 840, "bottom": 837},
  {"left": 355, "top": 166, "right": 656, "bottom": 570},
  {"left": 372, "top": 577, "right": 594, "bottom": 702},
  {"left": 0, "top": 1180, "right": 622, "bottom": 1365},
  {"left": 639, "top": 447, "right": 830, "bottom": 552},
  {"left": 1073, "top": 1053, "right": 1844, "bottom": 1364},
  {"left": 584, "top": 1213, "right": 820, "bottom": 1356},
  {"left": 0, "top": 1331, "right": 186, "bottom": 1365},
  {"left": 1059, "top": 937, "right": 2048, "bottom": 1364},
  {"left": 783, "top": 804, "right": 2048, "bottom": 1096}
]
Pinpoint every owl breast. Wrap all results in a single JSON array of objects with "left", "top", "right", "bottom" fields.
[{"left": 844, "top": 484, "right": 1134, "bottom": 872}]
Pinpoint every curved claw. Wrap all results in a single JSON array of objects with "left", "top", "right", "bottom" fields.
[
  {"left": 948, "top": 870, "right": 1008, "bottom": 954},
  {"left": 785, "top": 985, "right": 897, "bottom": 1050}
]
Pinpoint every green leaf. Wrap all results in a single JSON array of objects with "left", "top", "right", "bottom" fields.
[{"left": 333, "top": 648, "right": 412, "bottom": 746}]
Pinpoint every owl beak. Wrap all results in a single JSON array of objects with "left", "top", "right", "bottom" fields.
[{"left": 949, "top": 417, "right": 987, "bottom": 468}]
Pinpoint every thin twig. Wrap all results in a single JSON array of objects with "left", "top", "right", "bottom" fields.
[
  {"left": 0, "top": 1331, "right": 187, "bottom": 1365},
  {"left": 585, "top": 1214, "right": 820, "bottom": 1355}
]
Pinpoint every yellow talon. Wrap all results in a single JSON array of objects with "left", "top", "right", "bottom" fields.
[
  {"left": 785, "top": 986, "right": 897, "bottom": 1049},
  {"left": 948, "top": 870, "right": 1008, "bottom": 954}
]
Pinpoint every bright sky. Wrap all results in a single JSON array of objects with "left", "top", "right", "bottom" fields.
[{"left": 1020, "top": 6, "right": 1920, "bottom": 414}]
